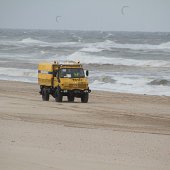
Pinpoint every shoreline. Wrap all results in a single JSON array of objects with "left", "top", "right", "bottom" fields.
[
  {"left": 1, "top": 79, "right": 170, "bottom": 97},
  {"left": 0, "top": 80, "right": 170, "bottom": 170}
]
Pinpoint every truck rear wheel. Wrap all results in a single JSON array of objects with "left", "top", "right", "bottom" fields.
[
  {"left": 55, "top": 90, "right": 63, "bottom": 102},
  {"left": 81, "top": 93, "right": 89, "bottom": 103},
  {"left": 42, "top": 88, "right": 49, "bottom": 101},
  {"left": 67, "top": 95, "right": 74, "bottom": 102}
]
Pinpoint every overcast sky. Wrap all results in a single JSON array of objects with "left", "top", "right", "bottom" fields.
[{"left": 0, "top": 0, "right": 170, "bottom": 32}]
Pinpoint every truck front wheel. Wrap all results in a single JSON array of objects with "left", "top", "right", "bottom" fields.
[
  {"left": 81, "top": 93, "right": 89, "bottom": 103},
  {"left": 42, "top": 88, "right": 49, "bottom": 101}
]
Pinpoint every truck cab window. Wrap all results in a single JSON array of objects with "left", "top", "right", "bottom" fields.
[{"left": 60, "top": 68, "right": 85, "bottom": 78}]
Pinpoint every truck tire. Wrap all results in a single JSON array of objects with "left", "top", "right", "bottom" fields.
[
  {"left": 55, "top": 90, "right": 63, "bottom": 102},
  {"left": 67, "top": 95, "right": 74, "bottom": 102},
  {"left": 42, "top": 88, "right": 49, "bottom": 101},
  {"left": 81, "top": 93, "right": 89, "bottom": 103}
]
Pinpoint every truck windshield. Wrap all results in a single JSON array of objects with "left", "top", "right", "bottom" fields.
[{"left": 59, "top": 68, "right": 85, "bottom": 78}]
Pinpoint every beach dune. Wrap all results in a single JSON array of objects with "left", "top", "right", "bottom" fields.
[{"left": 0, "top": 80, "right": 170, "bottom": 170}]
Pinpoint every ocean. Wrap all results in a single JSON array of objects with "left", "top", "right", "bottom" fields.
[{"left": 0, "top": 28, "right": 170, "bottom": 96}]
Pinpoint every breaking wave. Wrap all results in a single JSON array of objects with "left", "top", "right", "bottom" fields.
[
  {"left": 89, "top": 73, "right": 170, "bottom": 96},
  {"left": 67, "top": 40, "right": 170, "bottom": 52},
  {"left": 0, "top": 38, "right": 80, "bottom": 48},
  {"left": 1, "top": 37, "right": 170, "bottom": 51},
  {"left": 91, "top": 40, "right": 170, "bottom": 51},
  {"left": 80, "top": 47, "right": 103, "bottom": 52},
  {"left": 0, "top": 67, "right": 37, "bottom": 82},
  {"left": 20, "top": 38, "right": 49, "bottom": 46},
  {"left": 148, "top": 79, "right": 170, "bottom": 86},
  {"left": 63, "top": 51, "right": 170, "bottom": 67},
  {"left": 90, "top": 75, "right": 116, "bottom": 84},
  {"left": 20, "top": 38, "right": 79, "bottom": 47}
]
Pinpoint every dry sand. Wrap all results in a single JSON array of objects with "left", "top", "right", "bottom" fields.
[{"left": 0, "top": 80, "right": 170, "bottom": 170}]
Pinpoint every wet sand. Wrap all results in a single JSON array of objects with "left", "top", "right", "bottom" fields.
[{"left": 0, "top": 80, "right": 170, "bottom": 170}]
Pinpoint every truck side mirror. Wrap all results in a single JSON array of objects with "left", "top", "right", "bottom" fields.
[{"left": 86, "top": 70, "right": 89, "bottom": 77}]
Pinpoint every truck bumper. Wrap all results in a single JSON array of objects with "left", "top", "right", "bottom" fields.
[{"left": 60, "top": 89, "right": 91, "bottom": 96}]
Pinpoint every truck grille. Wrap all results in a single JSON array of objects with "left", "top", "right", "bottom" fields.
[{"left": 69, "top": 83, "right": 87, "bottom": 89}]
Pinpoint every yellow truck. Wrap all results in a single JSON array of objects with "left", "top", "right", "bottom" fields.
[{"left": 38, "top": 61, "right": 91, "bottom": 103}]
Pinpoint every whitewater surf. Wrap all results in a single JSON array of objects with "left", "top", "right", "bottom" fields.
[{"left": 0, "top": 29, "right": 170, "bottom": 96}]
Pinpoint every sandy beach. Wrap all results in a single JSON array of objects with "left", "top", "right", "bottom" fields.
[{"left": 0, "top": 80, "right": 170, "bottom": 170}]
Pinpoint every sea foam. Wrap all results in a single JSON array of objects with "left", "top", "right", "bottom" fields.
[
  {"left": 62, "top": 51, "right": 170, "bottom": 68},
  {"left": 89, "top": 40, "right": 170, "bottom": 51}
]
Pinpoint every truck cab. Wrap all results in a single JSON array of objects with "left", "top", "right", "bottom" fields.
[{"left": 38, "top": 61, "right": 91, "bottom": 103}]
